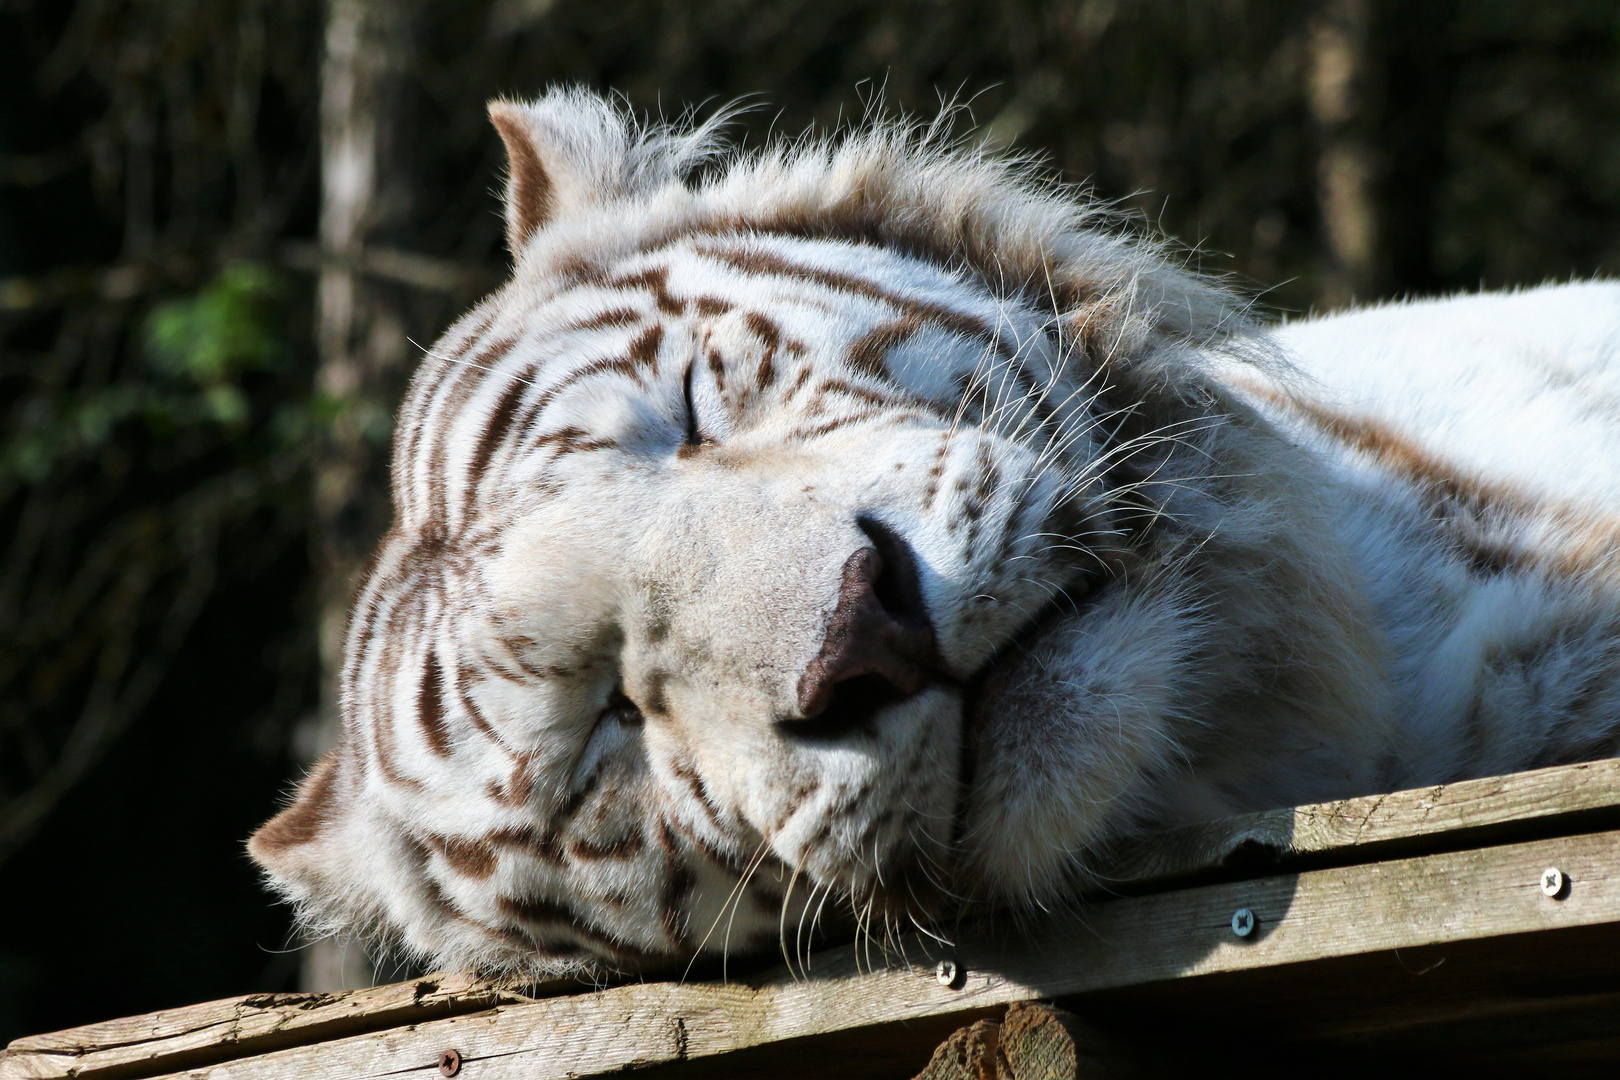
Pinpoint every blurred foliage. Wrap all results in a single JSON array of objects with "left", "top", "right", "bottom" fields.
[
  {"left": 0, "top": 0, "right": 322, "bottom": 1036},
  {"left": 2, "top": 0, "right": 1620, "bottom": 1037},
  {"left": 3, "top": 264, "right": 299, "bottom": 487},
  {"left": 146, "top": 265, "right": 286, "bottom": 388}
]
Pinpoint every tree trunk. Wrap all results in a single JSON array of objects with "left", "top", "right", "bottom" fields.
[
  {"left": 1309, "top": 0, "right": 1380, "bottom": 309},
  {"left": 305, "top": 0, "right": 417, "bottom": 992}
]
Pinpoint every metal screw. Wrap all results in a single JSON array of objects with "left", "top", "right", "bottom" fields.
[
  {"left": 935, "top": 958, "right": 963, "bottom": 988},
  {"left": 1231, "top": 907, "right": 1257, "bottom": 938},
  {"left": 438, "top": 1048, "right": 463, "bottom": 1077},
  {"left": 1541, "top": 867, "right": 1567, "bottom": 899}
]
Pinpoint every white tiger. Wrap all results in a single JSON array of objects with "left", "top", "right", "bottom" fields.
[{"left": 249, "top": 89, "right": 1620, "bottom": 978}]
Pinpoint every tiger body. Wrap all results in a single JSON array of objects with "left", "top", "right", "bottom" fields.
[{"left": 250, "top": 91, "right": 1620, "bottom": 977}]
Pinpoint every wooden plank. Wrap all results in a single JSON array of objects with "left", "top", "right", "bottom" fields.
[
  {"left": 1096, "top": 757, "right": 1620, "bottom": 889},
  {"left": 0, "top": 971, "right": 556, "bottom": 1080},
  {"left": 9, "top": 759, "right": 1615, "bottom": 1079},
  {"left": 134, "top": 827, "right": 1620, "bottom": 1080}
]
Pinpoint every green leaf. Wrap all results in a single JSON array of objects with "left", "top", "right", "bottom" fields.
[{"left": 144, "top": 263, "right": 286, "bottom": 384}]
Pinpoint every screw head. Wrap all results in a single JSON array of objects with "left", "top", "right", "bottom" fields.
[
  {"left": 1231, "top": 907, "right": 1257, "bottom": 938},
  {"left": 935, "top": 959, "right": 962, "bottom": 988},
  {"left": 1541, "top": 867, "right": 1566, "bottom": 899},
  {"left": 438, "top": 1048, "right": 463, "bottom": 1077}
]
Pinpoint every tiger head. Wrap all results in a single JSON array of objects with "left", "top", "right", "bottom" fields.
[{"left": 249, "top": 90, "right": 1389, "bottom": 977}]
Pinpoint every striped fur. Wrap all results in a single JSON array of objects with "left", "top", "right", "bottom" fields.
[{"left": 250, "top": 90, "right": 1620, "bottom": 978}]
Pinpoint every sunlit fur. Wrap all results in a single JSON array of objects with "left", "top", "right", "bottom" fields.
[{"left": 249, "top": 90, "right": 1620, "bottom": 978}]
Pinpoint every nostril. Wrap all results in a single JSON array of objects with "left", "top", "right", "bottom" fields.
[
  {"left": 790, "top": 673, "right": 907, "bottom": 740},
  {"left": 790, "top": 518, "right": 940, "bottom": 730},
  {"left": 856, "top": 515, "right": 929, "bottom": 632}
]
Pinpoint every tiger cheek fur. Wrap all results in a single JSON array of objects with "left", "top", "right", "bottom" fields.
[{"left": 248, "top": 87, "right": 1620, "bottom": 981}]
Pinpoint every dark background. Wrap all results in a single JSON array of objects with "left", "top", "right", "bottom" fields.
[{"left": 3, "top": 0, "right": 1620, "bottom": 1041}]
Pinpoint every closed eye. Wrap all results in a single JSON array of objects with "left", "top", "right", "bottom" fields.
[{"left": 682, "top": 361, "right": 704, "bottom": 447}]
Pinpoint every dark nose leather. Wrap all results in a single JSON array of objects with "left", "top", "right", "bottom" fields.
[{"left": 793, "top": 540, "right": 938, "bottom": 725}]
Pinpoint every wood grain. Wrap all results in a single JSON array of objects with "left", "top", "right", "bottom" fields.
[
  {"left": 8, "top": 758, "right": 1618, "bottom": 1080},
  {"left": 124, "top": 826, "right": 1619, "bottom": 1080},
  {"left": 1094, "top": 757, "right": 1620, "bottom": 889},
  {"left": 0, "top": 971, "right": 556, "bottom": 1080}
]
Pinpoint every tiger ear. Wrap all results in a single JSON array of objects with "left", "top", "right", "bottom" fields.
[
  {"left": 488, "top": 100, "right": 559, "bottom": 257},
  {"left": 248, "top": 750, "right": 356, "bottom": 893}
]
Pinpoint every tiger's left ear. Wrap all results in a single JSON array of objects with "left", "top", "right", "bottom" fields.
[
  {"left": 490, "top": 92, "right": 646, "bottom": 258},
  {"left": 488, "top": 100, "right": 557, "bottom": 257}
]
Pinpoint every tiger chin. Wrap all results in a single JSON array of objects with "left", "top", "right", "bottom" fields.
[{"left": 249, "top": 88, "right": 1620, "bottom": 980}]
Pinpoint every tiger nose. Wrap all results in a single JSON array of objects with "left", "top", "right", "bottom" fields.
[{"left": 790, "top": 519, "right": 938, "bottom": 730}]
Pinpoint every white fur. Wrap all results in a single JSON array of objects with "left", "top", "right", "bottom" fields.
[
  {"left": 1273, "top": 283, "right": 1620, "bottom": 509},
  {"left": 249, "top": 91, "right": 1620, "bottom": 978}
]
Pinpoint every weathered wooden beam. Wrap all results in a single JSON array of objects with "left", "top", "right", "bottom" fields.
[
  {"left": 0, "top": 972, "right": 554, "bottom": 1080},
  {"left": 1095, "top": 757, "right": 1620, "bottom": 889},
  {"left": 113, "top": 826, "right": 1617, "bottom": 1079},
  {"left": 8, "top": 759, "right": 1619, "bottom": 1079}
]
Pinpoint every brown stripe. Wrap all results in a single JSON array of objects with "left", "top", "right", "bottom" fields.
[
  {"left": 744, "top": 312, "right": 783, "bottom": 389},
  {"left": 706, "top": 347, "right": 726, "bottom": 393},
  {"left": 401, "top": 308, "right": 498, "bottom": 478},
  {"left": 488, "top": 823, "right": 565, "bottom": 864},
  {"left": 670, "top": 758, "right": 729, "bottom": 836},
  {"left": 782, "top": 409, "right": 887, "bottom": 442},
  {"left": 401, "top": 835, "right": 486, "bottom": 930},
  {"left": 847, "top": 316, "right": 921, "bottom": 378},
  {"left": 465, "top": 367, "right": 532, "bottom": 509},
  {"left": 555, "top": 256, "right": 608, "bottom": 288},
  {"left": 496, "top": 891, "right": 656, "bottom": 962},
  {"left": 371, "top": 706, "right": 424, "bottom": 791},
  {"left": 453, "top": 663, "right": 506, "bottom": 748},
  {"left": 531, "top": 425, "right": 620, "bottom": 457},
  {"left": 546, "top": 353, "right": 648, "bottom": 397},
  {"left": 440, "top": 306, "right": 498, "bottom": 363},
  {"left": 426, "top": 333, "right": 519, "bottom": 526},
  {"left": 663, "top": 807, "right": 745, "bottom": 871},
  {"left": 817, "top": 377, "right": 912, "bottom": 410},
  {"left": 770, "top": 775, "right": 822, "bottom": 836},
  {"left": 921, "top": 436, "right": 951, "bottom": 510},
  {"left": 783, "top": 364, "right": 815, "bottom": 403},
  {"left": 568, "top": 830, "right": 647, "bottom": 861},
  {"left": 826, "top": 777, "right": 875, "bottom": 820},
  {"left": 628, "top": 323, "right": 664, "bottom": 366},
  {"left": 417, "top": 648, "right": 452, "bottom": 757},
  {"left": 1266, "top": 390, "right": 1620, "bottom": 575},
  {"left": 491, "top": 352, "right": 648, "bottom": 472},
  {"left": 500, "top": 751, "right": 541, "bottom": 806},
  {"left": 424, "top": 834, "right": 498, "bottom": 879},
  {"left": 608, "top": 264, "right": 685, "bottom": 315},
  {"left": 560, "top": 307, "right": 644, "bottom": 334},
  {"left": 695, "top": 243, "right": 1007, "bottom": 359},
  {"left": 368, "top": 586, "right": 430, "bottom": 791},
  {"left": 961, "top": 441, "right": 1000, "bottom": 553},
  {"left": 339, "top": 556, "right": 394, "bottom": 709}
]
